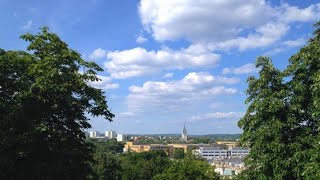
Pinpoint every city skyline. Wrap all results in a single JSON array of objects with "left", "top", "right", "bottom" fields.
[{"left": 1, "top": 0, "right": 319, "bottom": 134}]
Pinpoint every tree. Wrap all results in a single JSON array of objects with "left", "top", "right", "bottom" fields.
[
  {"left": 120, "top": 151, "right": 172, "bottom": 180},
  {"left": 193, "top": 137, "right": 212, "bottom": 144},
  {"left": 173, "top": 148, "right": 185, "bottom": 159},
  {"left": 285, "top": 21, "right": 320, "bottom": 179},
  {"left": 87, "top": 138, "right": 124, "bottom": 154},
  {"left": 88, "top": 139, "right": 124, "bottom": 179},
  {"left": 153, "top": 158, "right": 219, "bottom": 180},
  {"left": 0, "top": 27, "right": 114, "bottom": 179},
  {"left": 238, "top": 22, "right": 320, "bottom": 179},
  {"left": 92, "top": 152, "right": 122, "bottom": 180},
  {"left": 238, "top": 57, "right": 292, "bottom": 179}
]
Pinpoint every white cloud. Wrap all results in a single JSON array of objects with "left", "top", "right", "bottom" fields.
[
  {"left": 223, "top": 63, "right": 257, "bottom": 75},
  {"left": 139, "top": 0, "right": 320, "bottom": 50},
  {"left": 88, "top": 75, "right": 119, "bottom": 90},
  {"left": 210, "top": 22, "right": 289, "bottom": 51},
  {"left": 190, "top": 112, "right": 244, "bottom": 121},
  {"left": 127, "top": 72, "right": 239, "bottom": 112},
  {"left": 264, "top": 37, "right": 307, "bottom": 56},
  {"left": 139, "top": 0, "right": 273, "bottom": 42},
  {"left": 89, "top": 48, "right": 107, "bottom": 60},
  {"left": 162, "top": 72, "right": 174, "bottom": 79},
  {"left": 281, "top": 37, "right": 306, "bottom": 48},
  {"left": 136, "top": 35, "right": 148, "bottom": 44},
  {"left": 23, "top": 20, "right": 32, "bottom": 30},
  {"left": 105, "top": 46, "right": 220, "bottom": 79},
  {"left": 280, "top": 3, "right": 320, "bottom": 23}
]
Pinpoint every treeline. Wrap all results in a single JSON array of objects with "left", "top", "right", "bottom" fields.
[{"left": 88, "top": 139, "right": 219, "bottom": 180}]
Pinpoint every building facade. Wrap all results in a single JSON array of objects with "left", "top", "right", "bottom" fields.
[
  {"left": 117, "top": 134, "right": 126, "bottom": 142},
  {"left": 215, "top": 141, "right": 239, "bottom": 149},
  {"left": 193, "top": 147, "right": 249, "bottom": 160},
  {"left": 89, "top": 131, "right": 97, "bottom": 138},
  {"left": 105, "top": 130, "right": 117, "bottom": 139}
]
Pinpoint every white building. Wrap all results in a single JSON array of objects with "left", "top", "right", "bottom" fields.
[
  {"left": 89, "top": 131, "right": 97, "bottom": 138},
  {"left": 117, "top": 134, "right": 126, "bottom": 142},
  {"left": 193, "top": 147, "right": 249, "bottom": 160},
  {"left": 105, "top": 130, "right": 117, "bottom": 139}
]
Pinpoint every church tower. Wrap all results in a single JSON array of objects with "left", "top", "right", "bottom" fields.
[{"left": 181, "top": 123, "right": 188, "bottom": 142}]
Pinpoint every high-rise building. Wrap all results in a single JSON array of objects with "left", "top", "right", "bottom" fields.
[
  {"left": 105, "top": 130, "right": 117, "bottom": 139},
  {"left": 181, "top": 124, "right": 188, "bottom": 142},
  {"left": 117, "top": 134, "right": 126, "bottom": 142},
  {"left": 89, "top": 131, "right": 97, "bottom": 138}
]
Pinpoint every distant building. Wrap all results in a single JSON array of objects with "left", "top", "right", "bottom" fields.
[
  {"left": 117, "top": 134, "right": 126, "bottom": 142},
  {"left": 105, "top": 130, "right": 117, "bottom": 139},
  {"left": 211, "top": 158, "right": 246, "bottom": 176},
  {"left": 124, "top": 142, "right": 174, "bottom": 156},
  {"left": 89, "top": 131, "right": 97, "bottom": 138},
  {"left": 216, "top": 141, "right": 239, "bottom": 149},
  {"left": 181, "top": 124, "right": 188, "bottom": 142},
  {"left": 124, "top": 142, "right": 213, "bottom": 158},
  {"left": 193, "top": 147, "right": 250, "bottom": 160}
]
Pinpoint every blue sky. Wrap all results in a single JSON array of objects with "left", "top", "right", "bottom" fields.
[{"left": 1, "top": 0, "right": 319, "bottom": 134}]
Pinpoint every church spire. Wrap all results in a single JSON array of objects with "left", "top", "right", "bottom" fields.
[
  {"left": 181, "top": 123, "right": 188, "bottom": 142},
  {"left": 183, "top": 123, "right": 187, "bottom": 134}
]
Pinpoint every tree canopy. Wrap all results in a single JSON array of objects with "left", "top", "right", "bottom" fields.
[
  {"left": 238, "top": 21, "right": 320, "bottom": 179},
  {"left": 0, "top": 27, "right": 114, "bottom": 179},
  {"left": 120, "top": 150, "right": 172, "bottom": 180},
  {"left": 153, "top": 158, "right": 219, "bottom": 180}
]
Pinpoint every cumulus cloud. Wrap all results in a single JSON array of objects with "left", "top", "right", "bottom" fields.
[
  {"left": 139, "top": 0, "right": 320, "bottom": 50},
  {"left": 223, "top": 63, "right": 257, "bottom": 75},
  {"left": 105, "top": 46, "right": 220, "bottom": 79},
  {"left": 88, "top": 75, "right": 119, "bottom": 90},
  {"left": 190, "top": 112, "right": 245, "bottom": 121},
  {"left": 23, "top": 20, "right": 33, "bottom": 29},
  {"left": 127, "top": 72, "right": 239, "bottom": 111},
  {"left": 89, "top": 48, "right": 108, "bottom": 60}
]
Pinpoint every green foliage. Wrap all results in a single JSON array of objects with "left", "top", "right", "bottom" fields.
[
  {"left": 193, "top": 137, "right": 213, "bottom": 144},
  {"left": 173, "top": 148, "right": 185, "bottom": 159},
  {"left": 120, "top": 151, "right": 172, "bottom": 180},
  {"left": 88, "top": 139, "right": 124, "bottom": 179},
  {"left": 153, "top": 158, "right": 219, "bottom": 180},
  {"left": 87, "top": 138, "right": 124, "bottom": 154},
  {"left": 284, "top": 21, "right": 320, "bottom": 179},
  {"left": 238, "top": 21, "right": 320, "bottom": 179},
  {"left": 91, "top": 152, "right": 122, "bottom": 180},
  {"left": 0, "top": 27, "right": 114, "bottom": 179}
]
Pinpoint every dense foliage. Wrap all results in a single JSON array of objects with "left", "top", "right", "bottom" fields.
[
  {"left": 238, "top": 22, "right": 320, "bottom": 179},
  {"left": 173, "top": 148, "right": 185, "bottom": 159},
  {"left": 88, "top": 140, "right": 123, "bottom": 180},
  {"left": 120, "top": 150, "right": 171, "bottom": 180},
  {"left": 153, "top": 158, "right": 219, "bottom": 180},
  {"left": 193, "top": 137, "right": 213, "bottom": 144},
  {"left": 0, "top": 28, "right": 114, "bottom": 179}
]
